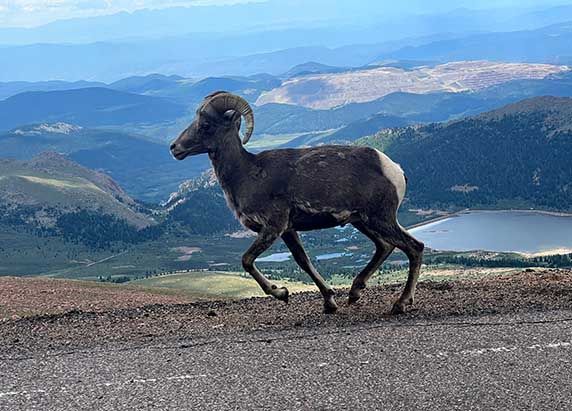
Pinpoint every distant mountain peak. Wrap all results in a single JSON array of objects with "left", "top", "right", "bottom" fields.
[
  {"left": 11, "top": 122, "right": 83, "bottom": 136},
  {"left": 481, "top": 96, "right": 572, "bottom": 119},
  {"left": 28, "top": 151, "right": 78, "bottom": 168},
  {"left": 283, "top": 62, "right": 347, "bottom": 78}
]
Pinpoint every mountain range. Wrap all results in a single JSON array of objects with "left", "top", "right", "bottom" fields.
[
  {"left": 4, "top": 63, "right": 572, "bottom": 138},
  {"left": 3, "top": 2, "right": 571, "bottom": 45},
  {"left": 3, "top": 13, "right": 572, "bottom": 81},
  {"left": 2, "top": 65, "right": 572, "bottom": 205},
  {"left": 255, "top": 70, "right": 572, "bottom": 143},
  {"left": 385, "top": 21, "right": 572, "bottom": 64}
]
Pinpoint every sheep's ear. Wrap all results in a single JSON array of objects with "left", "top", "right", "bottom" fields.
[{"left": 223, "top": 110, "right": 241, "bottom": 128}]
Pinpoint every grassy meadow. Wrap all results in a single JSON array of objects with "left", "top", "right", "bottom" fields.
[{"left": 132, "top": 271, "right": 317, "bottom": 299}]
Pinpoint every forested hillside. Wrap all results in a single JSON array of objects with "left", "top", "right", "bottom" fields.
[
  {"left": 360, "top": 96, "right": 572, "bottom": 210},
  {"left": 0, "top": 153, "right": 159, "bottom": 248}
]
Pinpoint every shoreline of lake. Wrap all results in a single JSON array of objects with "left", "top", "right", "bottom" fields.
[{"left": 406, "top": 208, "right": 572, "bottom": 231}]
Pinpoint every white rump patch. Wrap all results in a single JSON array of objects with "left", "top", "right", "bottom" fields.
[{"left": 376, "top": 150, "right": 406, "bottom": 205}]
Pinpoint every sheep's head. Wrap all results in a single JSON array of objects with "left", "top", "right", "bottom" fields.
[{"left": 170, "top": 91, "right": 255, "bottom": 160}]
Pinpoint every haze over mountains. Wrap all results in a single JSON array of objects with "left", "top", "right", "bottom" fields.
[
  {"left": 386, "top": 22, "right": 572, "bottom": 64},
  {"left": 3, "top": 1, "right": 572, "bottom": 45},
  {"left": 2, "top": 2, "right": 572, "bottom": 81}
]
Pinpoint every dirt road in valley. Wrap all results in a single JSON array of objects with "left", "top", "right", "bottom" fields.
[{"left": 1, "top": 270, "right": 571, "bottom": 410}]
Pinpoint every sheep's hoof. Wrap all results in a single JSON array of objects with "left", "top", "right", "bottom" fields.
[
  {"left": 271, "top": 286, "right": 289, "bottom": 304},
  {"left": 323, "top": 298, "right": 338, "bottom": 314},
  {"left": 347, "top": 290, "right": 361, "bottom": 305},
  {"left": 348, "top": 282, "right": 365, "bottom": 305},
  {"left": 390, "top": 302, "right": 406, "bottom": 315},
  {"left": 390, "top": 296, "right": 414, "bottom": 315}
]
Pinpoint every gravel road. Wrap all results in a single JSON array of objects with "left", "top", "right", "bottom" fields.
[{"left": 1, "top": 270, "right": 571, "bottom": 410}]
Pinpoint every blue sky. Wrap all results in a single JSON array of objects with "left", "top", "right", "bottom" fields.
[{"left": 0, "top": 0, "right": 570, "bottom": 28}]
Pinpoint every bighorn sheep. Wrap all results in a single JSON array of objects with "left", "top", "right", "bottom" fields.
[{"left": 170, "top": 92, "right": 424, "bottom": 314}]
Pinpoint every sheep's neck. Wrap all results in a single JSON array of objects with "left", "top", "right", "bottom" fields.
[{"left": 208, "top": 135, "right": 253, "bottom": 201}]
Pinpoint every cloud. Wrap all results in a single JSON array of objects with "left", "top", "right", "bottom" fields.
[{"left": 0, "top": 0, "right": 255, "bottom": 27}]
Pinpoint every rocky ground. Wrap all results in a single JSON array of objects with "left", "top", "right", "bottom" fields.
[{"left": 1, "top": 269, "right": 571, "bottom": 357}]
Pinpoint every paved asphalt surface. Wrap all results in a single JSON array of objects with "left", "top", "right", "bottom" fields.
[{"left": 2, "top": 309, "right": 572, "bottom": 410}]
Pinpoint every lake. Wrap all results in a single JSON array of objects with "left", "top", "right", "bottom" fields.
[
  {"left": 409, "top": 211, "right": 572, "bottom": 254},
  {"left": 257, "top": 252, "right": 292, "bottom": 263},
  {"left": 258, "top": 251, "right": 352, "bottom": 262}
]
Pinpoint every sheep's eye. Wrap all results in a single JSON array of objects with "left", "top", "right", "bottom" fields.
[{"left": 199, "top": 121, "right": 210, "bottom": 131}]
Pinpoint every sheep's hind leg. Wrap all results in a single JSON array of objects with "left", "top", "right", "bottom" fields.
[
  {"left": 369, "top": 220, "right": 424, "bottom": 315},
  {"left": 282, "top": 231, "right": 337, "bottom": 314},
  {"left": 242, "top": 230, "right": 289, "bottom": 303},
  {"left": 348, "top": 221, "right": 395, "bottom": 305}
]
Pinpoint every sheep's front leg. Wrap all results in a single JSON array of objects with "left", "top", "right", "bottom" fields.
[
  {"left": 242, "top": 230, "right": 289, "bottom": 303},
  {"left": 282, "top": 231, "right": 337, "bottom": 314}
]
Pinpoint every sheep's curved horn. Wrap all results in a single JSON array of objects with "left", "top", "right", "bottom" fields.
[{"left": 205, "top": 93, "right": 255, "bottom": 145}]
